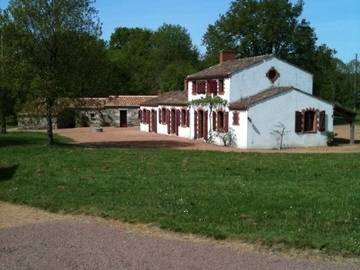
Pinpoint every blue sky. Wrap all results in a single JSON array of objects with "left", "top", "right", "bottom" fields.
[{"left": 1, "top": 0, "right": 359, "bottom": 62}]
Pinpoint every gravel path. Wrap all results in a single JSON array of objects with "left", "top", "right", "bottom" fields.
[{"left": 0, "top": 203, "right": 359, "bottom": 270}]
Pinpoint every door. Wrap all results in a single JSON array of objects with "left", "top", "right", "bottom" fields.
[{"left": 120, "top": 110, "right": 128, "bottom": 127}]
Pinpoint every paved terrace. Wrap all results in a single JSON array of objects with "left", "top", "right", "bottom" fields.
[{"left": 54, "top": 125, "right": 360, "bottom": 153}]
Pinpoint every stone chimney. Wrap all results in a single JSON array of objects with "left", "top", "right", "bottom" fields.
[{"left": 219, "top": 50, "right": 236, "bottom": 64}]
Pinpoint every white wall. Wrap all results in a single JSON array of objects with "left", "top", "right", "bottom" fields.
[
  {"left": 230, "top": 58, "right": 313, "bottom": 102},
  {"left": 246, "top": 90, "right": 333, "bottom": 149}
]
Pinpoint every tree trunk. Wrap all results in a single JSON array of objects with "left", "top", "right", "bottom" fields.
[
  {"left": 46, "top": 103, "right": 54, "bottom": 145},
  {"left": 0, "top": 107, "right": 6, "bottom": 134}
]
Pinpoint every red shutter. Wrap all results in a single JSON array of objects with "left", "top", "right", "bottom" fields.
[
  {"left": 194, "top": 111, "right": 198, "bottom": 139},
  {"left": 197, "top": 81, "right": 206, "bottom": 94},
  {"left": 158, "top": 108, "right": 162, "bottom": 124},
  {"left": 319, "top": 111, "right": 326, "bottom": 132},
  {"left": 213, "top": 111, "right": 217, "bottom": 131},
  {"left": 295, "top": 111, "right": 303, "bottom": 133},
  {"left": 186, "top": 110, "right": 190, "bottom": 127},
  {"left": 192, "top": 81, "right": 197, "bottom": 95},
  {"left": 167, "top": 109, "right": 171, "bottom": 134},
  {"left": 233, "top": 112, "right": 239, "bottom": 125},
  {"left": 224, "top": 112, "right": 229, "bottom": 132},
  {"left": 204, "top": 111, "right": 208, "bottom": 140},
  {"left": 147, "top": 110, "right": 150, "bottom": 124},
  {"left": 219, "top": 80, "right": 224, "bottom": 94}
]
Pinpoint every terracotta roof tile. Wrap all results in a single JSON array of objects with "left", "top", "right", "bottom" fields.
[
  {"left": 141, "top": 91, "right": 188, "bottom": 107},
  {"left": 187, "top": 55, "right": 273, "bottom": 80},
  {"left": 105, "top": 96, "right": 157, "bottom": 107},
  {"left": 229, "top": 87, "right": 293, "bottom": 110}
]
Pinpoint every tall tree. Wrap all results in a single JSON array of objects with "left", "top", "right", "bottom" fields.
[
  {"left": 8, "top": 0, "right": 103, "bottom": 144},
  {"left": 202, "top": 0, "right": 343, "bottom": 103}
]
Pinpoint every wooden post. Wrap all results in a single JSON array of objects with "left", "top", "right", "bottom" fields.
[{"left": 350, "top": 122, "right": 355, "bottom": 145}]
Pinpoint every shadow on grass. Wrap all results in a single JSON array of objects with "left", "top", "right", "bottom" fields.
[
  {"left": 75, "top": 140, "right": 195, "bottom": 149},
  {"left": 0, "top": 165, "right": 19, "bottom": 182},
  {"left": 0, "top": 136, "right": 45, "bottom": 147},
  {"left": 334, "top": 138, "right": 360, "bottom": 145}
]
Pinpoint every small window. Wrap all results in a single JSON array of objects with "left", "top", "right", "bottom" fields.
[
  {"left": 266, "top": 67, "right": 280, "bottom": 83},
  {"left": 90, "top": 113, "right": 96, "bottom": 121},
  {"left": 233, "top": 112, "right": 239, "bottom": 126},
  {"left": 304, "top": 110, "right": 316, "bottom": 132}
]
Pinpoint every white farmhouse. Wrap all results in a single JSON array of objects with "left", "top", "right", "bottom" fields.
[{"left": 140, "top": 51, "right": 342, "bottom": 149}]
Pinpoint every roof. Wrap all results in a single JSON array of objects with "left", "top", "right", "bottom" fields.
[
  {"left": 229, "top": 87, "right": 293, "bottom": 110},
  {"left": 105, "top": 95, "right": 157, "bottom": 107},
  {"left": 75, "top": 96, "right": 157, "bottom": 109},
  {"left": 187, "top": 54, "right": 273, "bottom": 80},
  {"left": 141, "top": 91, "right": 188, "bottom": 107}
]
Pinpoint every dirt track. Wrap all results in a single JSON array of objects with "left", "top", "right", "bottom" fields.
[
  {"left": 54, "top": 125, "right": 360, "bottom": 153},
  {"left": 0, "top": 202, "right": 359, "bottom": 270}
]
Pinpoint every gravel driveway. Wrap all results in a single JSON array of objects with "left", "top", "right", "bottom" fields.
[{"left": 0, "top": 203, "right": 358, "bottom": 270}]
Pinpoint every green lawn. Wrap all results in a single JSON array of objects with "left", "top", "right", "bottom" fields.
[{"left": 1, "top": 132, "right": 360, "bottom": 255}]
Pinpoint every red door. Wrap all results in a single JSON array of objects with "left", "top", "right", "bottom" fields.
[
  {"left": 171, "top": 109, "right": 176, "bottom": 134},
  {"left": 151, "top": 110, "right": 157, "bottom": 133},
  {"left": 204, "top": 110, "right": 208, "bottom": 140},
  {"left": 194, "top": 110, "right": 198, "bottom": 139}
]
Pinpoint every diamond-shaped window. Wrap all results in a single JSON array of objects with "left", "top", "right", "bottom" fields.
[{"left": 266, "top": 67, "right": 280, "bottom": 83}]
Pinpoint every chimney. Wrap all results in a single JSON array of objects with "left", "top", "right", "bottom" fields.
[{"left": 219, "top": 49, "right": 236, "bottom": 64}]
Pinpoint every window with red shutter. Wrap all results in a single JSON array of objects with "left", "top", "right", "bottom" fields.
[
  {"left": 224, "top": 112, "right": 229, "bottom": 132},
  {"left": 158, "top": 108, "right": 161, "bottom": 124},
  {"left": 233, "top": 112, "right": 239, "bottom": 125},
  {"left": 197, "top": 81, "right": 206, "bottom": 94},
  {"left": 162, "top": 108, "right": 166, "bottom": 123},
  {"left": 217, "top": 111, "right": 224, "bottom": 131}
]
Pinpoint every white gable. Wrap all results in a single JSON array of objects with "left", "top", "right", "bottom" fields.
[{"left": 229, "top": 57, "right": 313, "bottom": 103}]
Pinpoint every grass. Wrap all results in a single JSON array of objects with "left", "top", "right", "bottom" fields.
[{"left": 1, "top": 132, "right": 360, "bottom": 256}]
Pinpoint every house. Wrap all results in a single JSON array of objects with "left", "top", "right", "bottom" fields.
[
  {"left": 140, "top": 51, "right": 337, "bottom": 149},
  {"left": 18, "top": 95, "right": 156, "bottom": 130}
]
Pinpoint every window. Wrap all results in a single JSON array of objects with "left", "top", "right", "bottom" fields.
[
  {"left": 304, "top": 110, "right": 316, "bottom": 132},
  {"left": 266, "top": 67, "right": 280, "bottom": 83},
  {"left": 295, "top": 109, "right": 325, "bottom": 133},
  {"left": 90, "top": 113, "right": 96, "bottom": 121},
  {"left": 192, "top": 81, "right": 197, "bottom": 94},
  {"left": 196, "top": 81, "right": 206, "bottom": 94},
  {"left": 233, "top": 112, "right": 239, "bottom": 125}
]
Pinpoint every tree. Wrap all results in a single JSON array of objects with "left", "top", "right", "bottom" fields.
[
  {"left": 0, "top": 9, "right": 18, "bottom": 134},
  {"left": 202, "top": 0, "right": 351, "bottom": 105},
  {"left": 8, "top": 0, "right": 103, "bottom": 144},
  {"left": 107, "top": 24, "right": 200, "bottom": 94}
]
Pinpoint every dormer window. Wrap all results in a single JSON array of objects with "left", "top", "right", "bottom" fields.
[{"left": 266, "top": 67, "right": 280, "bottom": 83}]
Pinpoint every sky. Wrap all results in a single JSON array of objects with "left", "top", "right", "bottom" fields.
[{"left": 1, "top": 0, "right": 359, "bottom": 62}]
